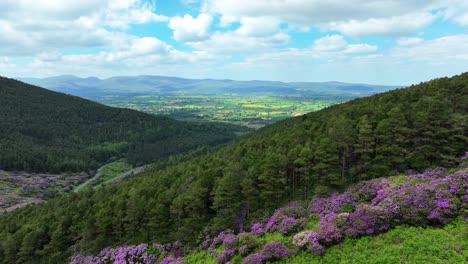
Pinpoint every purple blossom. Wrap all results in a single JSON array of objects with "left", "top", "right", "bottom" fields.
[
  {"left": 250, "top": 223, "right": 265, "bottom": 236},
  {"left": 216, "top": 249, "right": 236, "bottom": 264},
  {"left": 278, "top": 215, "right": 306, "bottom": 235},
  {"left": 242, "top": 253, "right": 267, "bottom": 264},
  {"left": 263, "top": 242, "right": 293, "bottom": 261},
  {"left": 161, "top": 256, "right": 186, "bottom": 264},
  {"left": 239, "top": 245, "right": 249, "bottom": 256}
]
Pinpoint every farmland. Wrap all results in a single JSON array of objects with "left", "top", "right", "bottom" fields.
[{"left": 92, "top": 95, "right": 339, "bottom": 128}]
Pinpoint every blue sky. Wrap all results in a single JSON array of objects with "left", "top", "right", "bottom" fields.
[{"left": 0, "top": 0, "right": 467, "bottom": 85}]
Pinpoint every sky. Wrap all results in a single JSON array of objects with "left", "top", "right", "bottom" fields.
[{"left": 0, "top": 0, "right": 467, "bottom": 85}]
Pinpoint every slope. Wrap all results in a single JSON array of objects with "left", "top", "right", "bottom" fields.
[
  {"left": 0, "top": 76, "right": 244, "bottom": 173},
  {"left": 0, "top": 73, "right": 466, "bottom": 263},
  {"left": 70, "top": 165, "right": 468, "bottom": 264}
]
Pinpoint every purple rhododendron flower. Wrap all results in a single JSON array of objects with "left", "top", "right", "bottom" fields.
[{"left": 242, "top": 253, "right": 267, "bottom": 264}]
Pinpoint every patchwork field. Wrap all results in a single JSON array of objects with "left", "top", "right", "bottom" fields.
[{"left": 92, "top": 95, "right": 339, "bottom": 128}]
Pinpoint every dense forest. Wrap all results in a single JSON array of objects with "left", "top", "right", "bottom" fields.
[
  {"left": 0, "top": 77, "right": 245, "bottom": 173},
  {"left": 0, "top": 73, "right": 467, "bottom": 263}
]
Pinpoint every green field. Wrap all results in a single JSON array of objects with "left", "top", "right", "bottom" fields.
[{"left": 92, "top": 95, "right": 339, "bottom": 128}]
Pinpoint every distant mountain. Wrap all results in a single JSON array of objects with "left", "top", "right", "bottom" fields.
[
  {"left": 0, "top": 77, "right": 244, "bottom": 173},
  {"left": 19, "top": 75, "right": 400, "bottom": 97}
]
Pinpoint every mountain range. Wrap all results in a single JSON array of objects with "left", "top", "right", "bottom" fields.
[{"left": 19, "top": 75, "right": 400, "bottom": 97}]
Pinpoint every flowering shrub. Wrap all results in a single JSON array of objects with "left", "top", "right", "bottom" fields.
[
  {"left": 292, "top": 230, "right": 324, "bottom": 256},
  {"left": 221, "top": 234, "right": 238, "bottom": 249},
  {"left": 238, "top": 233, "right": 259, "bottom": 255},
  {"left": 263, "top": 242, "right": 293, "bottom": 260},
  {"left": 265, "top": 204, "right": 306, "bottom": 233},
  {"left": 309, "top": 192, "right": 356, "bottom": 217},
  {"left": 250, "top": 223, "right": 265, "bottom": 236},
  {"left": 211, "top": 229, "right": 235, "bottom": 249},
  {"left": 316, "top": 212, "right": 347, "bottom": 244},
  {"left": 161, "top": 256, "right": 186, "bottom": 264},
  {"left": 70, "top": 244, "right": 157, "bottom": 264},
  {"left": 292, "top": 231, "right": 315, "bottom": 248},
  {"left": 216, "top": 249, "right": 236, "bottom": 264},
  {"left": 343, "top": 205, "right": 393, "bottom": 237},
  {"left": 242, "top": 253, "right": 267, "bottom": 264}
]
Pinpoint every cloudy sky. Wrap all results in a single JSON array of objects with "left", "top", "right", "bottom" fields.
[{"left": 1, "top": 0, "right": 467, "bottom": 84}]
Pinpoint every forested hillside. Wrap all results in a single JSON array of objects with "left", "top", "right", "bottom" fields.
[
  {"left": 0, "top": 77, "right": 244, "bottom": 172},
  {"left": 0, "top": 73, "right": 466, "bottom": 263}
]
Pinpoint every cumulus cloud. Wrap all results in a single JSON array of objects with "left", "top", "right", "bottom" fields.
[
  {"left": 328, "top": 13, "right": 436, "bottom": 37},
  {"left": 169, "top": 14, "right": 213, "bottom": 42},
  {"left": 397, "top": 37, "right": 424, "bottom": 46},
  {"left": 236, "top": 17, "right": 281, "bottom": 37},
  {"left": 312, "top": 35, "right": 348, "bottom": 51},
  {"left": 0, "top": 0, "right": 168, "bottom": 56},
  {"left": 202, "top": 0, "right": 468, "bottom": 37},
  {"left": 188, "top": 31, "right": 289, "bottom": 54}
]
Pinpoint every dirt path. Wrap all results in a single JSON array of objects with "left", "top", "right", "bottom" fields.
[{"left": 72, "top": 164, "right": 109, "bottom": 193}]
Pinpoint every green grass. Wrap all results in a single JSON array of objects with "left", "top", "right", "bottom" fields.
[
  {"left": 99, "top": 161, "right": 133, "bottom": 183},
  {"left": 184, "top": 251, "right": 216, "bottom": 264}
]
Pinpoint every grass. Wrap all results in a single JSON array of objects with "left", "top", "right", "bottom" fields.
[
  {"left": 99, "top": 161, "right": 133, "bottom": 183},
  {"left": 84, "top": 161, "right": 135, "bottom": 189}
]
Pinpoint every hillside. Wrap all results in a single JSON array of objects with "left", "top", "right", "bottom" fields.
[
  {"left": 20, "top": 75, "right": 398, "bottom": 97},
  {"left": 0, "top": 73, "right": 466, "bottom": 263},
  {"left": 70, "top": 165, "right": 468, "bottom": 263},
  {"left": 0, "top": 77, "right": 244, "bottom": 173}
]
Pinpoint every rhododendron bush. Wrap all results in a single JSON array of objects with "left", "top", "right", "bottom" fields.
[{"left": 71, "top": 167, "right": 467, "bottom": 263}]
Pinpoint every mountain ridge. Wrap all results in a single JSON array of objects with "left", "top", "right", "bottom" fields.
[{"left": 18, "top": 75, "right": 400, "bottom": 97}]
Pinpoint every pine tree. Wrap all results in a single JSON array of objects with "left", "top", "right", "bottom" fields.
[{"left": 352, "top": 115, "right": 375, "bottom": 180}]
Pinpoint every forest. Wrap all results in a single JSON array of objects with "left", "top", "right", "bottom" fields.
[
  {"left": 0, "top": 73, "right": 466, "bottom": 263},
  {"left": 0, "top": 77, "right": 246, "bottom": 173}
]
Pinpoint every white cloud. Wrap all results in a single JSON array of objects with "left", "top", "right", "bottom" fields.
[
  {"left": 237, "top": 17, "right": 281, "bottom": 37},
  {"left": 0, "top": 0, "right": 168, "bottom": 56},
  {"left": 211, "top": 34, "right": 467, "bottom": 84},
  {"left": 328, "top": 13, "right": 436, "bottom": 37},
  {"left": 202, "top": 0, "right": 439, "bottom": 24},
  {"left": 389, "top": 35, "right": 468, "bottom": 63},
  {"left": 454, "top": 13, "right": 468, "bottom": 26},
  {"left": 310, "top": 35, "right": 378, "bottom": 54},
  {"left": 440, "top": 0, "right": 468, "bottom": 26},
  {"left": 312, "top": 35, "right": 348, "bottom": 51},
  {"left": 397, "top": 37, "right": 424, "bottom": 46},
  {"left": 188, "top": 31, "right": 290, "bottom": 54},
  {"left": 344, "top": 44, "right": 378, "bottom": 54},
  {"left": 169, "top": 14, "right": 213, "bottom": 42}
]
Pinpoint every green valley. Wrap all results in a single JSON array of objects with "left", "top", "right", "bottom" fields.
[{"left": 92, "top": 95, "right": 338, "bottom": 128}]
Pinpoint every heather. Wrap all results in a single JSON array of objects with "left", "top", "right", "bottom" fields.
[{"left": 70, "top": 167, "right": 467, "bottom": 263}]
